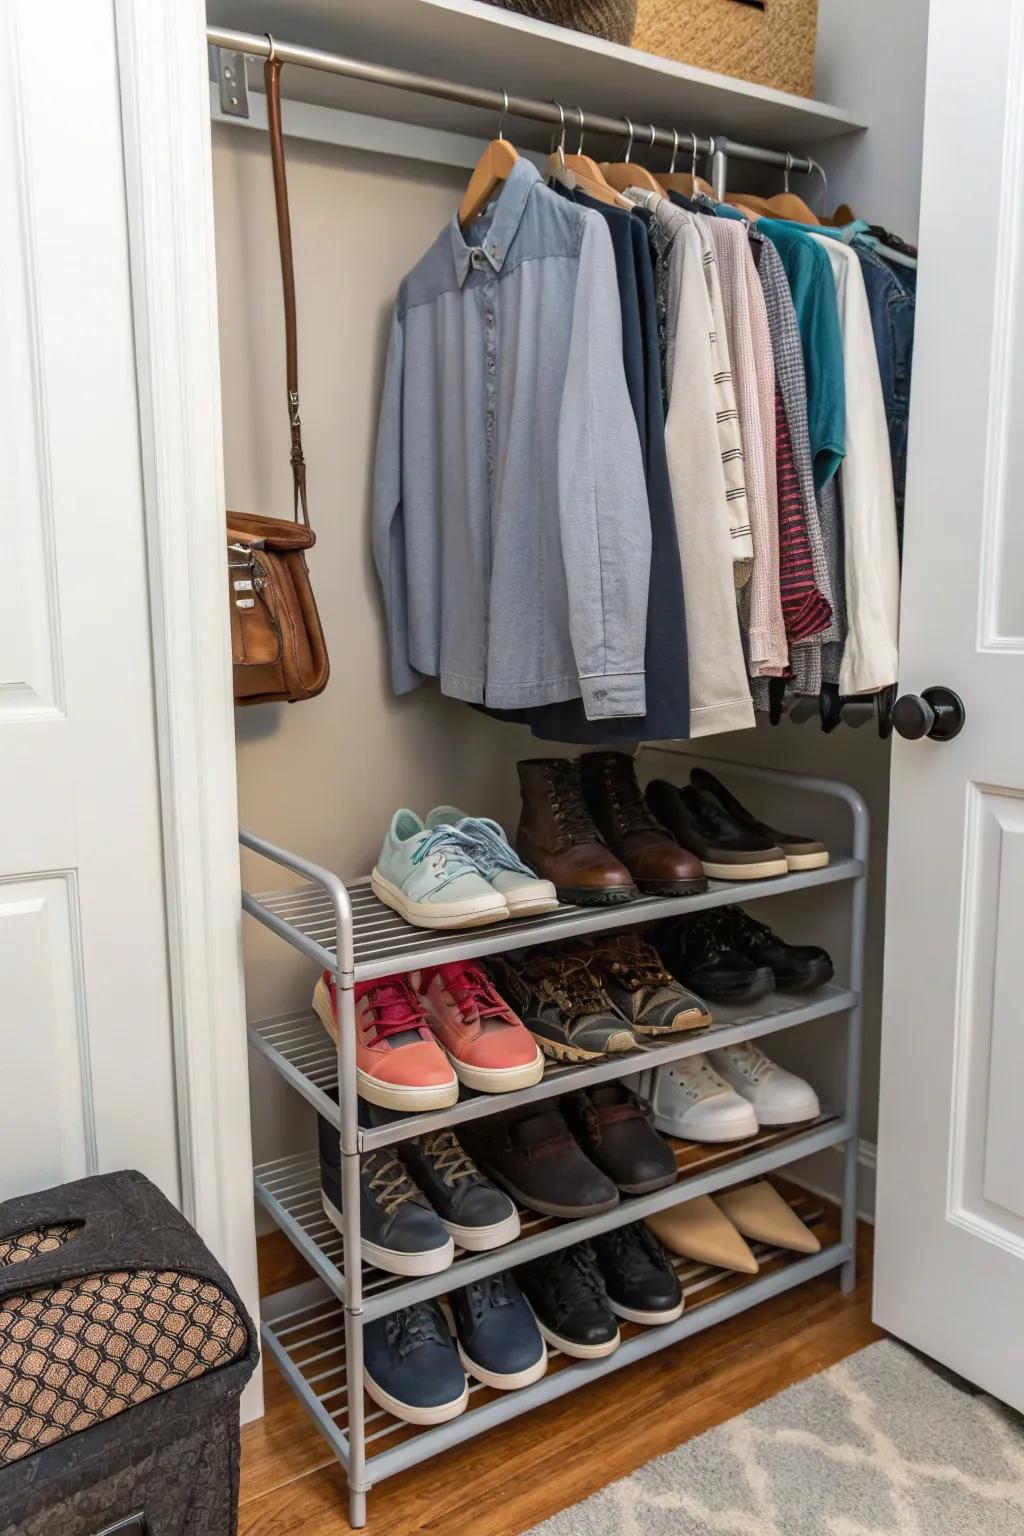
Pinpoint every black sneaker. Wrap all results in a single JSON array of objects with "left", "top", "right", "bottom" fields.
[
  {"left": 448, "top": 1272, "right": 547, "bottom": 1391},
  {"left": 562, "top": 1084, "right": 678, "bottom": 1195},
  {"left": 400, "top": 1128, "right": 520, "bottom": 1251},
  {"left": 517, "top": 1244, "right": 620, "bottom": 1359},
  {"left": 712, "top": 907, "right": 834, "bottom": 993},
  {"left": 645, "top": 780, "right": 789, "bottom": 881},
  {"left": 654, "top": 913, "right": 775, "bottom": 1005},
  {"left": 317, "top": 1108, "right": 453, "bottom": 1276},
  {"left": 690, "top": 768, "right": 829, "bottom": 872},
  {"left": 363, "top": 1301, "right": 467, "bottom": 1425},
  {"left": 485, "top": 945, "right": 635, "bottom": 1062},
  {"left": 591, "top": 1223, "right": 683, "bottom": 1325},
  {"left": 461, "top": 1106, "right": 619, "bottom": 1219},
  {"left": 584, "top": 932, "right": 712, "bottom": 1036}
]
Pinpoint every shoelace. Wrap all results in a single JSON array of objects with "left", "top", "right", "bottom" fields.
[
  {"left": 594, "top": 941, "right": 675, "bottom": 992},
  {"left": 543, "top": 764, "right": 603, "bottom": 845},
  {"left": 600, "top": 1224, "right": 667, "bottom": 1281},
  {"left": 601, "top": 765, "right": 660, "bottom": 835},
  {"left": 359, "top": 978, "right": 430, "bottom": 1045},
  {"left": 364, "top": 1148, "right": 421, "bottom": 1216},
  {"left": 421, "top": 1128, "right": 479, "bottom": 1186},
  {"left": 456, "top": 817, "right": 535, "bottom": 879},
  {"left": 384, "top": 1303, "right": 447, "bottom": 1359},
  {"left": 442, "top": 963, "right": 511, "bottom": 1024},
  {"left": 717, "top": 905, "right": 772, "bottom": 943},
  {"left": 722, "top": 1040, "right": 771, "bottom": 1082},
  {"left": 542, "top": 1245, "right": 606, "bottom": 1310},
  {"left": 675, "top": 915, "right": 732, "bottom": 958},
  {"left": 523, "top": 951, "right": 611, "bottom": 1019},
  {"left": 461, "top": 1273, "right": 516, "bottom": 1320},
  {"left": 674, "top": 1055, "right": 728, "bottom": 1093},
  {"left": 409, "top": 825, "right": 482, "bottom": 879}
]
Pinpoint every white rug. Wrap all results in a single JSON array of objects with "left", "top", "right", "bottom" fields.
[{"left": 529, "top": 1340, "right": 1024, "bottom": 1535}]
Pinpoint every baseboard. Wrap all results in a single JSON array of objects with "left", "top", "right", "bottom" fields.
[{"left": 785, "top": 1139, "right": 877, "bottom": 1224}]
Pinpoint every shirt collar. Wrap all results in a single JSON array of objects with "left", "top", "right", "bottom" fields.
[{"left": 449, "top": 158, "right": 540, "bottom": 287}]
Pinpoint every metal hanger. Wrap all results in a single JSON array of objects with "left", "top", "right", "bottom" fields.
[
  {"left": 458, "top": 89, "right": 519, "bottom": 230},
  {"left": 660, "top": 127, "right": 716, "bottom": 199},
  {"left": 558, "top": 105, "right": 628, "bottom": 206},
  {"left": 602, "top": 117, "right": 664, "bottom": 195}
]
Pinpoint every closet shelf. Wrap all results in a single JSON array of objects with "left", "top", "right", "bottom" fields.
[
  {"left": 261, "top": 1194, "right": 847, "bottom": 1483},
  {"left": 243, "top": 856, "right": 864, "bottom": 981},
  {"left": 249, "top": 982, "right": 856, "bottom": 1146},
  {"left": 255, "top": 1114, "right": 848, "bottom": 1322},
  {"left": 208, "top": 0, "right": 865, "bottom": 152}
]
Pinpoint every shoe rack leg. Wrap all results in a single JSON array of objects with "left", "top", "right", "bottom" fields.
[
  {"left": 841, "top": 823, "right": 869, "bottom": 1295},
  {"left": 349, "top": 1488, "right": 368, "bottom": 1529}
]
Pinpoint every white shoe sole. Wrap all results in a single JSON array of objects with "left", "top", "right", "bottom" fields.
[
  {"left": 312, "top": 981, "right": 460, "bottom": 1111},
  {"left": 746, "top": 1100, "right": 820, "bottom": 1127},
  {"left": 506, "top": 895, "right": 561, "bottom": 915},
  {"left": 533, "top": 1314, "right": 621, "bottom": 1360},
  {"left": 322, "top": 1195, "right": 454, "bottom": 1275},
  {"left": 701, "top": 858, "right": 791, "bottom": 881},
  {"left": 456, "top": 1341, "right": 548, "bottom": 1392},
  {"left": 363, "top": 1370, "right": 468, "bottom": 1426},
  {"left": 785, "top": 850, "right": 830, "bottom": 871},
  {"left": 653, "top": 1110, "right": 760, "bottom": 1143},
  {"left": 609, "top": 1297, "right": 685, "bottom": 1326},
  {"left": 445, "top": 1045, "right": 546, "bottom": 1094},
  {"left": 442, "top": 1209, "right": 521, "bottom": 1251},
  {"left": 370, "top": 869, "right": 509, "bottom": 929}
]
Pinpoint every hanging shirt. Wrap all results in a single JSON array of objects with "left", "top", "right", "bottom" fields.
[
  {"left": 809, "top": 235, "right": 900, "bottom": 695},
  {"left": 647, "top": 204, "right": 755, "bottom": 737},
  {"left": 372, "top": 159, "right": 651, "bottom": 718},
  {"left": 756, "top": 218, "right": 847, "bottom": 491},
  {"left": 856, "top": 250, "right": 916, "bottom": 543}
]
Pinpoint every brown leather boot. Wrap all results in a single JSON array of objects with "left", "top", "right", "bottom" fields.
[
  {"left": 515, "top": 758, "right": 638, "bottom": 906},
  {"left": 579, "top": 751, "right": 707, "bottom": 896}
]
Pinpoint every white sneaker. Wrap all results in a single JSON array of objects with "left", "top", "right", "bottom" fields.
[
  {"left": 707, "top": 1042, "right": 820, "bottom": 1127},
  {"left": 651, "top": 1055, "right": 760, "bottom": 1143}
]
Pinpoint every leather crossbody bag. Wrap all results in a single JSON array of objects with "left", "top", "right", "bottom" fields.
[{"left": 227, "top": 55, "right": 329, "bottom": 705}]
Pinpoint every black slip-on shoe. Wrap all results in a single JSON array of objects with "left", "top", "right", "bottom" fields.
[
  {"left": 690, "top": 768, "right": 829, "bottom": 872},
  {"left": 645, "top": 781, "right": 789, "bottom": 881}
]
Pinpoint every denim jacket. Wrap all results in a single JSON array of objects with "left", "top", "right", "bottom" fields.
[{"left": 372, "top": 159, "right": 652, "bottom": 719}]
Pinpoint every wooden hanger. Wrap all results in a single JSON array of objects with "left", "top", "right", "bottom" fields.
[
  {"left": 458, "top": 89, "right": 519, "bottom": 230},
  {"left": 762, "top": 153, "right": 820, "bottom": 224},
  {"left": 549, "top": 105, "right": 632, "bottom": 208},
  {"left": 659, "top": 130, "right": 717, "bottom": 200},
  {"left": 601, "top": 118, "right": 665, "bottom": 196}
]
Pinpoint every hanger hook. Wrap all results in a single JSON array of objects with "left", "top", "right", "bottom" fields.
[
  {"left": 265, "top": 32, "right": 278, "bottom": 63},
  {"left": 496, "top": 88, "right": 509, "bottom": 141},
  {"left": 574, "top": 105, "right": 585, "bottom": 157},
  {"left": 549, "top": 99, "right": 568, "bottom": 167},
  {"left": 784, "top": 150, "right": 793, "bottom": 194},
  {"left": 690, "top": 131, "right": 700, "bottom": 184},
  {"left": 810, "top": 156, "right": 828, "bottom": 213},
  {"left": 647, "top": 122, "right": 657, "bottom": 158},
  {"left": 669, "top": 128, "right": 679, "bottom": 176},
  {"left": 623, "top": 115, "right": 635, "bottom": 163}
]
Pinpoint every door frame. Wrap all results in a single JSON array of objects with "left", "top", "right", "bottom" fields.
[{"left": 111, "top": 0, "right": 261, "bottom": 1406}]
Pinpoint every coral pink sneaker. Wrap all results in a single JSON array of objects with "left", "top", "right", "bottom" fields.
[
  {"left": 413, "top": 962, "right": 545, "bottom": 1094},
  {"left": 312, "top": 972, "right": 459, "bottom": 1112}
]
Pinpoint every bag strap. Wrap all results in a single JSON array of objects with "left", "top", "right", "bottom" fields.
[{"left": 264, "top": 52, "right": 309, "bottom": 527}]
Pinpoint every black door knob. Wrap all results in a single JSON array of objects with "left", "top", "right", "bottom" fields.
[{"left": 891, "top": 685, "right": 966, "bottom": 742}]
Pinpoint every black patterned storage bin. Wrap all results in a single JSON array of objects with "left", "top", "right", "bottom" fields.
[{"left": 0, "top": 1171, "right": 258, "bottom": 1536}]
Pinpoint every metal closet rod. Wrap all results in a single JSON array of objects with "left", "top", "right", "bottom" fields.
[{"left": 206, "top": 24, "right": 817, "bottom": 177}]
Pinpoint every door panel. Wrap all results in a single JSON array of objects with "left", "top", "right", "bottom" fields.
[{"left": 875, "top": 0, "right": 1024, "bottom": 1407}]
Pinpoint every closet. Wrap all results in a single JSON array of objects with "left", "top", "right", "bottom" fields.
[{"left": 199, "top": 0, "right": 1022, "bottom": 1525}]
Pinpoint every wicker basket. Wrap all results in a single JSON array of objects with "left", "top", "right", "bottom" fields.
[
  {"left": 632, "top": 0, "right": 817, "bottom": 99},
  {"left": 479, "top": 0, "right": 637, "bottom": 46}
]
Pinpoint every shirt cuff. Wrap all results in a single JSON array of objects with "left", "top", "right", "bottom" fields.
[{"left": 579, "top": 672, "right": 646, "bottom": 721}]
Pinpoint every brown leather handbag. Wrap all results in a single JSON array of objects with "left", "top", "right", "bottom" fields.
[{"left": 227, "top": 55, "right": 329, "bottom": 705}]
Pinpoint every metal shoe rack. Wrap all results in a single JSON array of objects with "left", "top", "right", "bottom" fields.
[{"left": 241, "top": 759, "right": 867, "bottom": 1528}]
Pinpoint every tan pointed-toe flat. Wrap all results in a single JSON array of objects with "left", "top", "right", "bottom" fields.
[
  {"left": 715, "top": 1181, "right": 821, "bottom": 1254},
  {"left": 646, "top": 1196, "right": 759, "bottom": 1275}
]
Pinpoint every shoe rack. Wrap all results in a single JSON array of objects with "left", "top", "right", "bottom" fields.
[{"left": 241, "top": 760, "right": 867, "bottom": 1529}]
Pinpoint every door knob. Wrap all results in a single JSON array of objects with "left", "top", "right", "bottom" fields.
[{"left": 891, "top": 685, "right": 966, "bottom": 742}]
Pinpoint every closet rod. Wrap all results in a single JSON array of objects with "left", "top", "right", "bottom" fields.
[{"left": 206, "top": 25, "right": 817, "bottom": 178}]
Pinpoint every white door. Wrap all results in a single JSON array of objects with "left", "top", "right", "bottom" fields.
[
  {"left": 875, "top": 0, "right": 1024, "bottom": 1409},
  {"left": 0, "top": 0, "right": 179, "bottom": 1201}
]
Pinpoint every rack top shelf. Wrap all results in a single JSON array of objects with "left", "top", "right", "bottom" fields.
[
  {"left": 246, "top": 855, "right": 863, "bottom": 981},
  {"left": 208, "top": 0, "right": 866, "bottom": 153}
]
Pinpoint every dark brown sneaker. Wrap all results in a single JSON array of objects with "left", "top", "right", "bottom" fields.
[
  {"left": 515, "top": 758, "right": 637, "bottom": 906},
  {"left": 580, "top": 751, "right": 708, "bottom": 896},
  {"left": 585, "top": 932, "right": 712, "bottom": 1036},
  {"left": 484, "top": 945, "right": 635, "bottom": 1062},
  {"left": 563, "top": 1084, "right": 678, "bottom": 1194}
]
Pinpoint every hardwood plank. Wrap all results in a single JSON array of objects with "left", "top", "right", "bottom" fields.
[{"left": 241, "top": 1206, "right": 881, "bottom": 1534}]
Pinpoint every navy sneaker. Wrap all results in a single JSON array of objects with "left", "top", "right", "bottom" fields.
[
  {"left": 591, "top": 1222, "right": 684, "bottom": 1325},
  {"left": 363, "top": 1301, "right": 468, "bottom": 1425},
  {"left": 517, "top": 1244, "right": 621, "bottom": 1359},
  {"left": 318, "top": 1109, "right": 453, "bottom": 1276},
  {"left": 400, "top": 1128, "right": 520, "bottom": 1251},
  {"left": 448, "top": 1272, "right": 547, "bottom": 1391}
]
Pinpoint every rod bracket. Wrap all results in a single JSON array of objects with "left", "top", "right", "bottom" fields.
[{"left": 216, "top": 47, "right": 250, "bottom": 119}]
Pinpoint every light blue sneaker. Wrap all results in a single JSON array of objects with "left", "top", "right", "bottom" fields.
[
  {"left": 426, "top": 807, "right": 559, "bottom": 916},
  {"left": 371, "top": 811, "right": 510, "bottom": 930}
]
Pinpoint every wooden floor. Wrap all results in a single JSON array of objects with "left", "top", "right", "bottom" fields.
[{"left": 239, "top": 1199, "right": 882, "bottom": 1536}]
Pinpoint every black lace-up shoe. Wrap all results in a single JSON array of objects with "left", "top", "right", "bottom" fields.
[
  {"left": 654, "top": 913, "right": 775, "bottom": 1005},
  {"left": 485, "top": 945, "right": 635, "bottom": 1061},
  {"left": 584, "top": 931, "right": 712, "bottom": 1035},
  {"left": 448, "top": 1272, "right": 547, "bottom": 1390},
  {"left": 645, "top": 780, "right": 789, "bottom": 881},
  {"left": 400, "top": 1128, "right": 520, "bottom": 1251},
  {"left": 363, "top": 1301, "right": 467, "bottom": 1425},
  {"left": 461, "top": 1105, "right": 620, "bottom": 1219},
  {"left": 690, "top": 768, "right": 829, "bottom": 872},
  {"left": 517, "top": 1244, "right": 621, "bottom": 1358},
  {"left": 591, "top": 1222, "right": 683, "bottom": 1325},
  {"left": 562, "top": 1083, "right": 678, "bottom": 1194},
  {"left": 711, "top": 906, "right": 834, "bottom": 992},
  {"left": 318, "top": 1107, "right": 453, "bottom": 1275}
]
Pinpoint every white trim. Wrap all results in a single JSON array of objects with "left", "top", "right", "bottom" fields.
[{"left": 113, "top": 0, "right": 261, "bottom": 1417}]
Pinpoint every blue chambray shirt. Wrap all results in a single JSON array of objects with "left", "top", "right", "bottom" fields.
[{"left": 372, "top": 158, "right": 652, "bottom": 719}]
